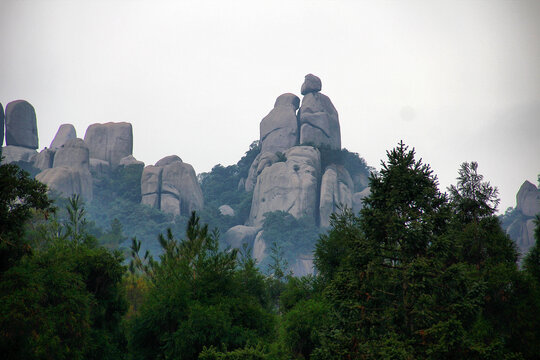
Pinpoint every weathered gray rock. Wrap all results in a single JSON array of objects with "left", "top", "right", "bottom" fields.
[
  {"left": 36, "top": 138, "right": 93, "bottom": 200},
  {"left": 140, "top": 156, "right": 203, "bottom": 216},
  {"left": 53, "top": 139, "right": 90, "bottom": 171},
  {"left": 90, "top": 158, "right": 110, "bottom": 176},
  {"left": 260, "top": 93, "right": 300, "bottom": 154},
  {"left": 141, "top": 166, "right": 163, "bottom": 208},
  {"left": 301, "top": 74, "right": 322, "bottom": 95},
  {"left": 248, "top": 146, "right": 321, "bottom": 226},
  {"left": 252, "top": 231, "right": 267, "bottom": 263},
  {"left": 84, "top": 122, "right": 133, "bottom": 167},
  {"left": 119, "top": 155, "right": 144, "bottom": 167},
  {"left": 507, "top": 217, "right": 537, "bottom": 257},
  {"left": 0, "top": 103, "right": 4, "bottom": 148},
  {"left": 352, "top": 187, "right": 371, "bottom": 213},
  {"left": 298, "top": 91, "right": 341, "bottom": 149},
  {"left": 516, "top": 180, "right": 540, "bottom": 217},
  {"left": 161, "top": 159, "right": 204, "bottom": 216},
  {"left": 245, "top": 152, "right": 279, "bottom": 192},
  {"left": 155, "top": 155, "right": 182, "bottom": 167},
  {"left": 50, "top": 124, "right": 77, "bottom": 149},
  {"left": 1, "top": 145, "right": 37, "bottom": 164},
  {"left": 33, "top": 148, "right": 55, "bottom": 171},
  {"left": 36, "top": 166, "right": 93, "bottom": 201},
  {"left": 223, "top": 225, "right": 261, "bottom": 249},
  {"left": 319, "top": 165, "right": 354, "bottom": 228},
  {"left": 5, "top": 100, "right": 38, "bottom": 149},
  {"left": 219, "top": 205, "right": 235, "bottom": 217}
]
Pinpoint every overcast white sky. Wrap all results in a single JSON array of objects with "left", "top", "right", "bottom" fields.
[{"left": 1, "top": 0, "right": 539, "bottom": 212}]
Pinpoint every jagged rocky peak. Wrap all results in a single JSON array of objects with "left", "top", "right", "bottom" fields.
[
  {"left": 298, "top": 74, "right": 341, "bottom": 149},
  {"left": 516, "top": 180, "right": 540, "bottom": 217},
  {"left": 5, "top": 100, "right": 38, "bottom": 149},
  {"left": 50, "top": 124, "right": 77, "bottom": 149},
  {"left": 141, "top": 155, "right": 203, "bottom": 216},
  {"left": 84, "top": 122, "right": 133, "bottom": 167},
  {"left": 259, "top": 93, "right": 300, "bottom": 154}
]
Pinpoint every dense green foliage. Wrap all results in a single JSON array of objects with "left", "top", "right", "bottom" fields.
[
  {"left": 2, "top": 143, "right": 540, "bottom": 360},
  {"left": 0, "top": 166, "right": 126, "bottom": 360},
  {"left": 128, "top": 213, "right": 274, "bottom": 360},
  {"left": 198, "top": 141, "right": 260, "bottom": 235}
]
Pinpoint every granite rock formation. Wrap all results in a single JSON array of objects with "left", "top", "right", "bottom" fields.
[
  {"left": 141, "top": 156, "right": 203, "bottom": 216},
  {"left": 84, "top": 122, "right": 133, "bottom": 167},
  {"left": 5, "top": 100, "right": 38, "bottom": 149},
  {"left": 319, "top": 165, "right": 354, "bottom": 228},
  {"left": 33, "top": 148, "right": 55, "bottom": 171},
  {"left": 119, "top": 155, "right": 144, "bottom": 167},
  {"left": 223, "top": 225, "right": 261, "bottom": 249},
  {"left": 36, "top": 138, "right": 93, "bottom": 200},
  {"left": 248, "top": 146, "right": 321, "bottom": 227},
  {"left": 298, "top": 75, "right": 341, "bottom": 150},
  {"left": 219, "top": 205, "right": 235, "bottom": 217},
  {"left": 352, "top": 187, "right": 371, "bottom": 213},
  {"left": 300, "top": 73, "right": 322, "bottom": 95},
  {"left": 245, "top": 152, "right": 279, "bottom": 192},
  {"left": 50, "top": 124, "right": 77, "bottom": 149},
  {"left": 516, "top": 180, "right": 540, "bottom": 217},
  {"left": 1, "top": 145, "right": 37, "bottom": 164},
  {"left": 260, "top": 93, "right": 300, "bottom": 154}
]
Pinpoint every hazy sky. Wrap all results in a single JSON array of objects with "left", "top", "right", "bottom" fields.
[{"left": 1, "top": 0, "right": 539, "bottom": 212}]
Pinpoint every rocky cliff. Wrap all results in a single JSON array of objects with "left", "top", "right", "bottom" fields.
[{"left": 222, "top": 74, "right": 370, "bottom": 275}]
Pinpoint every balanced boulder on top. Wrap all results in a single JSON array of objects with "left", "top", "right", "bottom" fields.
[
  {"left": 298, "top": 75, "right": 341, "bottom": 149},
  {"left": 5, "top": 100, "right": 38, "bottom": 149}
]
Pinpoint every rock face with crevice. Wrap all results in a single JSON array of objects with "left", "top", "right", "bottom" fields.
[
  {"left": 248, "top": 146, "right": 321, "bottom": 227},
  {"left": 141, "top": 156, "right": 203, "bottom": 216},
  {"left": 84, "top": 122, "right": 133, "bottom": 167},
  {"left": 298, "top": 91, "right": 340, "bottom": 149},
  {"left": 245, "top": 152, "right": 279, "bottom": 192},
  {"left": 319, "top": 165, "right": 354, "bottom": 228},
  {"left": 5, "top": 100, "right": 38, "bottom": 149},
  {"left": 503, "top": 180, "right": 540, "bottom": 258},
  {"left": 260, "top": 93, "right": 300, "bottom": 154}
]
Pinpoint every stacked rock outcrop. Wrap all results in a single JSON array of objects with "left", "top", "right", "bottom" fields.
[
  {"left": 225, "top": 74, "right": 366, "bottom": 274},
  {"left": 506, "top": 180, "right": 540, "bottom": 256},
  {"left": 84, "top": 122, "right": 133, "bottom": 168},
  {"left": 36, "top": 139, "right": 93, "bottom": 200},
  {"left": 248, "top": 146, "right": 321, "bottom": 227},
  {"left": 298, "top": 74, "right": 341, "bottom": 149},
  {"left": 2, "top": 100, "right": 39, "bottom": 163},
  {"left": 141, "top": 155, "right": 203, "bottom": 216}
]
